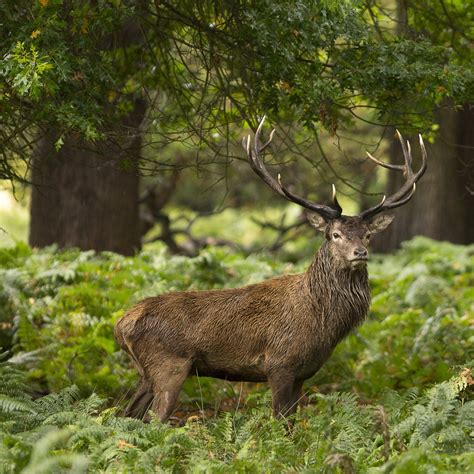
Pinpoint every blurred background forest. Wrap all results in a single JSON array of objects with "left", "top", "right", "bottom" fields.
[
  {"left": 1, "top": 0, "right": 473, "bottom": 254},
  {"left": 0, "top": 1, "right": 473, "bottom": 472}
]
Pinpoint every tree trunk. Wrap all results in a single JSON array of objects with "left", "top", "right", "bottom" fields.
[
  {"left": 29, "top": 100, "right": 146, "bottom": 256},
  {"left": 371, "top": 104, "right": 474, "bottom": 252}
]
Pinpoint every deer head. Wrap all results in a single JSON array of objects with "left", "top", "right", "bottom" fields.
[{"left": 243, "top": 116, "right": 427, "bottom": 268}]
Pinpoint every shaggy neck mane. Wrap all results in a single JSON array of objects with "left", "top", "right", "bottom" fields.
[{"left": 306, "top": 242, "right": 370, "bottom": 341}]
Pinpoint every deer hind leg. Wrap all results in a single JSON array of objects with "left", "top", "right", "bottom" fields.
[
  {"left": 119, "top": 336, "right": 155, "bottom": 420},
  {"left": 148, "top": 355, "right": 192, "bottom": 423},
  {"left": 123, "top": 378, "right": 154, "bottom": 419}
]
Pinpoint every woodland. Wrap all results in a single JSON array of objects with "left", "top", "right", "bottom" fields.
[{"left": 0, "top": 1, "right": 473, "bottom": 473}]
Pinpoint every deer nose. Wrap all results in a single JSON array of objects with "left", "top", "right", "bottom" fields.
[{"left": 354, "top": 247, "right": 368, "bottom": 259}]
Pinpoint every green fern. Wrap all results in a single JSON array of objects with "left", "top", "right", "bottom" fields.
[
  {"left": 21, "top": 427, "right": 89, "bottom": 474},
  {"left": 0, "top": 241, "right": 473, "bottom": 472}
]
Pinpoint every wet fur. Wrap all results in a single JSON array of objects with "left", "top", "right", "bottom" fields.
[{"left": 114, "top": 216, "right": 381, "bottom": 422}]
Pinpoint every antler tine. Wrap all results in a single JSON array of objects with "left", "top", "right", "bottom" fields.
[
  {"left": 405, "top": 139, "right": 413, "bottom": 170},
  {"left": 360, "top": 130, "right": 427, "bottom": 220},
  {"left": 242, "top": 135, "right": 250, "bottom": 156},
  {"left": 254, "top": 115, "right": 266, "bottom": 153},
  {"left": 396, "top": 130, "right": 413, "bottom": 172},
  {"left": 418, "top": 134, "right": 428, "bottom": 176},
  {"left": 366, "top": 151, "right": 404, "bottom": 172},
  {"left": 243, "top": 116, "right": 342, "bottom": 220},
  {"left": 359, "top": 194, "right": 387, "bottom": 218},
  {"left": 253, "top": 116, "right": 276, "bottom": 153},
  {"left": 243, "top": 117, "right": 290, "bottom": 199},
  {"left": 332, "top": 184, "right": 343, "bottom": 214},
  {"left": 260, "top": 128, "right": 276, "bottom": 152}
]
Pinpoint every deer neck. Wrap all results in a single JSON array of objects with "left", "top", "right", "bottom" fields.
[{"left": 306, "top": 242, "right": 370, "bottom": 332}]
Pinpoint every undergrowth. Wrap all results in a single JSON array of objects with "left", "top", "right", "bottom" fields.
[{"left": 0, "top": 237, "right": 473, "bottom": 472}]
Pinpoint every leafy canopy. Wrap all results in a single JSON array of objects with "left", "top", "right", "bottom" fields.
[{"left": 1, "top": 0, "right": 472, "bottom": 180}]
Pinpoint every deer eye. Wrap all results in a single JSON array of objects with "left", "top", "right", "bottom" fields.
[
  {"left": 332, "top": 232, "right": 341, "bottom": 240},
  {"left": 366, "top": 233, "right": 371, "bottom": 240}
]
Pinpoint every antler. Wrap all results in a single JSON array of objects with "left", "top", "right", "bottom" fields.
[
  {"left": 359, "top": 130, "right": 427, "bottom": 220},
  {"left": 242, "top": 116, "right": 342, "bottom": 221}
]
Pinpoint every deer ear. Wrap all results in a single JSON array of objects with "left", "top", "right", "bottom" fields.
[
  {"left": 306, "top": 210, "right": 328, "bottom": 232},
  {"left": 367, "top": 214, "right": 394, "bottom": 234}
]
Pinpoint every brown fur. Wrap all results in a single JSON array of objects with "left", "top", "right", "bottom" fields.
[{"left": 115, "top": 214, "right": 393, "bottom": 421}]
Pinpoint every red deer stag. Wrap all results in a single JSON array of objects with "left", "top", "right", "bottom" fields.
[{"left": 115, "top": 117, "right": 427, "bottom": 421}]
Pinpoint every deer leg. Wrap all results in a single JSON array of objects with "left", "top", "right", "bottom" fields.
[
  {"left": 149, "top": 356, "right": 192, "bottom": 422},
  {"left": 123, "top": 378, "right": 153, "bottom": 419},
  {"left": 288, "top": 379, "right": 304, "bottom": 416},
  {"left": 268, "top": 371, "right": 296, "bottom": 419}
]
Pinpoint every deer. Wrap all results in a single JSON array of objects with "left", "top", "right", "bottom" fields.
[{"left": 114, "top": 117, "right": 427, "bottom": 422}]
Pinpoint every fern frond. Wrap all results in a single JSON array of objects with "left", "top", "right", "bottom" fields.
[
  {"left": 22, "top": 453, "right": 89, "bottom": 474},
  {"left": 0, "top": 394, "right": 35, "bottom": 415},
  {"left": 68, "top": 425, "right": 110, "bottom": 450}
]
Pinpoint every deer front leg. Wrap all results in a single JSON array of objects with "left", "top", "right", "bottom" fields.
[
  {"left": 268, "top": 371, "right": 297, "bottom": 419},
  {"left": 289, "top": 379, "right": 304, "bottom": 416}
]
